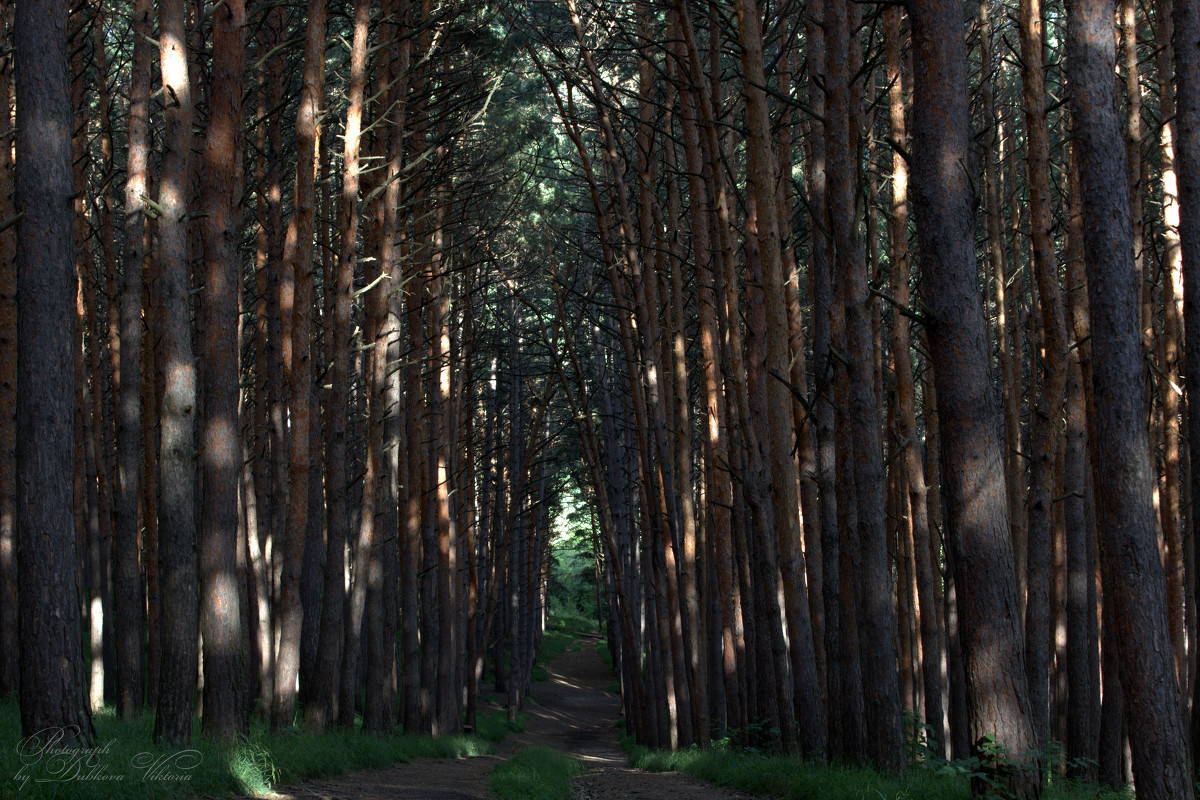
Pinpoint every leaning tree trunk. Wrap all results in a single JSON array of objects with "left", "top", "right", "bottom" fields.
[
  {"left": 1068, "top": 0, "right": 1192, "bottom": 795},
  {"left": 908, "top": 0, "right": 1041, "bottom": 794},
  {"left": 1171, "top": 0, "right": 1200, "bottom": 783}
]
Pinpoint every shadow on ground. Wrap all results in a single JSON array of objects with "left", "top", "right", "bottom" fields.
[{"left": 240, "top": 634, "right": 750, "bottom": 800}]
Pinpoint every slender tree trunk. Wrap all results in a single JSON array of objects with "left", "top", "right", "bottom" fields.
[
  {"left": 677, "top": 73, "right": 739, "bottom": 738},
  {"left": 885, "top": 5, "right": 944, "bottom": 758},
  {"left": 154, "top": 0, "right": 199, "bottom": 745},
  {"left": 1018, "top": 0, "right": 1069, "bottom": 749},
  {"left": 827, "top": 0, "right": 901, "bottom": 770},
  {"left": 273, "top": 0, "right": 326, "bottom": 732},
  {"left": 1154, "top": 0, "right": 1187, "bottom": 692},
  {"left": 1063, "top": 141, "right": 1100, "bottom": 782},
  {"left": 141, "top": 203, "right": 161, "bottom": 708},
  {"left": 0, "top": 0, "right": 15, "bottom": 699},
  {"left": 111, "top": 0, "right": 152, "bottom": 720},
  {"left": 305, "top": 0, "right": 369, "bottom": 733},
  {"left": 978, "top": 0, "right": 1024, "bottom": 600},
  {"left": 198, "top": 0, "right": 247, "bottom": 744},
  {"left": 1170, "top": 0, "right": 1200, "bottom": 780}
]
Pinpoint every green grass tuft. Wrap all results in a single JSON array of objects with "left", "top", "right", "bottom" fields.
[
  {"left": 475, "top": 710, "right": 530, "bottom": 742},
  {"left": 595, "top": 640, "right": 614, "bottom": 671},
  {"left": 623, "top": 736, "right": 1132, "bottom": 800},
  {"left": 489, "top": 746, "right": 581, "bottom": 800},
  {"left": 0, "top": 698, "right": 495, "bottom": 800},
  {"left": 531, "top": 633, "right": 575, "bottom": 682}
]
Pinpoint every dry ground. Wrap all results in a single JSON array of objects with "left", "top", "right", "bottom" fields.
[{"left": 250, "top": 635, "right": 752, "bottom": 800}]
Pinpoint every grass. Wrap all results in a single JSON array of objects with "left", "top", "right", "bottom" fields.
[
  {"left": 0, "top": 699, "right": 504, "bottom": 800},
  {"left": 489, "top": 745, "right": 581, "bottom": 800},
  {"left": 475, "top": 710, "right": 530, "bottom": 742},
  {"left": 596, "top": 640, "right": 614, "bottom": 671},
  {"left": 624, "top": 736, "right": 1132, "bottom": 800},
  {"left": 531, "top": 616, "right": 594, "bottom": 682}
]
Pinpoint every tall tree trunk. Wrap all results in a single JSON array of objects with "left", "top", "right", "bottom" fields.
[
  {"left": 908, "top": 0, "right": 1041, "bottom": 793},
  {"left": 1069, "top": 0, "right": 1192, "bottom": 793},
  {"left": 826, "top": 0, "right": 901, "bottom": 770},
  {"left": 677, "top": 71, "right": 739, "bottom": 738},
  {"left": 1063, "top": 141, "right": 1100, "bottom": 782},
  {"left": 1018, "top": 0, "right": 1069, "bottom": 750},
  {"left": 154, "top": 0, "right": 199, "bottom": 745},
  {"left": 112, "top": 0, "right": 152, "bottom": 720},
  {"left": 199, "top": 0, "right": 247, "bottom": 744},
  {"left": 0, "top": 0, "right": 15, "bottom": 700},
  {"left": 15, "top": 0, "right": 95, "bottom": 744},
  {"left": 1170, "top": 0, "right": 1200, "bottom": 780},
  {"left": 305, "top": 0, "right": 369, "bottom": 733},
  {"left": 273, "top": 0, "right": 326, "bottom": 732},
  {"left": 802, "top": 0, "right": 844, "bottom": 759},
  {"left": 978, "top": 0, "right": 1024, "bottom": 601},
  {"left": 885, "top": 5, "right": 944, "bottom": 758},
  {"left": 1154, "top": 0, "right": 1187, "bottom": 693},
  {"left": 733, "top": 0, "right": 822, "bottom": 755}
]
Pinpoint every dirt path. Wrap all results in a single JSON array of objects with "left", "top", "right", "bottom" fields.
[
  {"left": 250, "top": 634, "right": 751, "bottom": 800},
  {"left": 509, "top": 635, "right": 752, "bottom": 800}
]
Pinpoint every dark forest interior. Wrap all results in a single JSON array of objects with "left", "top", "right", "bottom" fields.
[{"left": 5, "top": 0, "right": 1200, "bottom": 797}]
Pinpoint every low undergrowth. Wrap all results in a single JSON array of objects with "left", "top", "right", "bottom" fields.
[
  {"left": 596, "top": 639, "right": 614, "bottom": 670},
  {"left": 475, "top": 710, "right": 531, "bottom": 742},
  {"left": 489, "top": 745, "right": 581, "bottom": 800},
  {"left": 623, "top": 735, "right": 1132, "bottom": 800},
  {"left": 531, "top": 615, "right": 595, "bottom": 682},
  {"left": 0, "top": 700, "right": 507, "bottom": 800}
]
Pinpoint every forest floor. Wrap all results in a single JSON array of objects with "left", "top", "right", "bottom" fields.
[{"left": 249, "top": 632, "right": 753, "bottom": 800}]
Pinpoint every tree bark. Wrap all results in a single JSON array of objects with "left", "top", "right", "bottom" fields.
[
  {"left": 908, "top": 0, "right": 1041, "bottom": 793},
  {"left": 273, "top": 0, "right": 326, "bottom": 732},
  {"left": 0, "top": 0, "right": 15, "bottom": 700},
  {"left": 1171, "top": 0, "right": 1200, "bottom": 781},
  {"left": 199, "top": 0, "right": 247, "bottom": 744},
  {"left": 1018, "top": 0, "right": 1068, "bottom": 750},
  {"left": 15, "top": 0, "right": 95, "bottom": 745},
  {"left": 1069, "top": 0, "right": 1192, "bottom": 793},
  {"left": 885, "top": 5, "right": 944, "bottom": 758},
  {"left": 826, "top": 0, "right": 902, "bottom": 770},
  {"left": 154, "top": 0, "right": 199, "bottom": 745}
]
